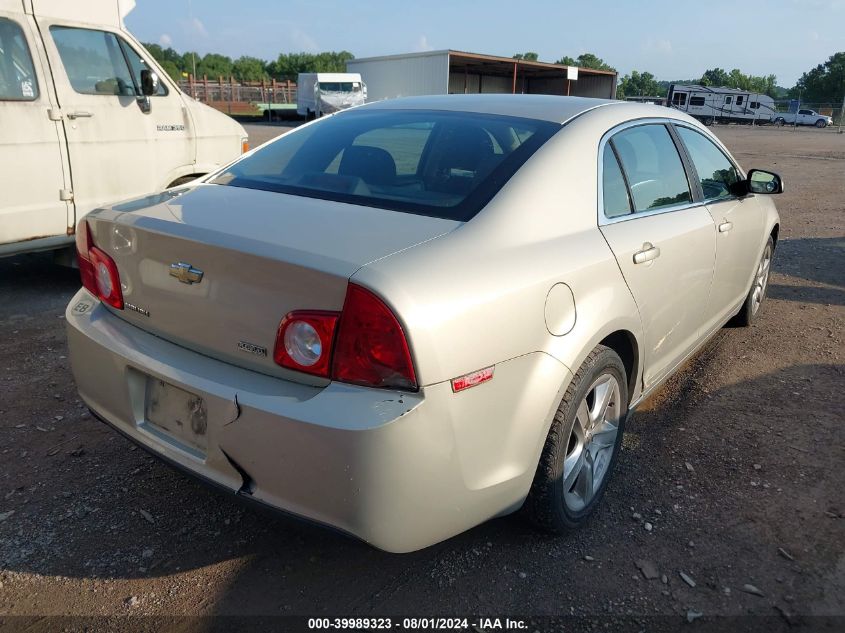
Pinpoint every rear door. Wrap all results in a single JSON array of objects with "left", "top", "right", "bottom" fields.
[
  {"left": 673, "top": 124, "right": 764, "bottom": 331},
  {"left": 598, "top": 122, "right": 716, "bottom": 389},
  {"left": 36, "top": 20, "right": 192, "bottom": 217},
  {"left": 0, "top": 11, "right": 70, "bottom": 249}
]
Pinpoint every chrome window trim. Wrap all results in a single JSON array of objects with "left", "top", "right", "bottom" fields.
[{"left": 597, "top": 117, "right": 701, "bottom": 227}]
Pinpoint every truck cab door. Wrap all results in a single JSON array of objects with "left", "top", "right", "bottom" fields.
[
  {"left": 0, "top": 11, "right": 70, "bottom": 252},
  {"left": 36, "top": 20, "right": 193, "bottom": 219}
]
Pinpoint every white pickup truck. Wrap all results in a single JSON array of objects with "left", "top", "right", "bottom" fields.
[{"left": 773, "top": 109, "right": 834, "bottom": 128}]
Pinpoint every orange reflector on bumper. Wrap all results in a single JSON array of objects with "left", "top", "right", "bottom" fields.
[
  {"left": 451, "top": 366, "right": 494, "bottom": 393},
  {"left": 241, "top": 139, "right": 249, "bottom": 153}
]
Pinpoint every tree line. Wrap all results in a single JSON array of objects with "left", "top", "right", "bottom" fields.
[
  {"left": 142, "top": 44, "right": 354, "bottom": 82},
  {"left": 144, "top": 43, "right": 844, "bottom": 104}
]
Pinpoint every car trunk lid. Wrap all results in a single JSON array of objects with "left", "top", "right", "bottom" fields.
[{"left": 86, "top": 184, "right": 458, "bottom": 383}]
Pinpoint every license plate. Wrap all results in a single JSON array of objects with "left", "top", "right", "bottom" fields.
[{"left": 144, "top": 378, "right": 208, "bottom": 454}]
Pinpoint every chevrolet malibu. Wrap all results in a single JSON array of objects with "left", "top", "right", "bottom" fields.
[{"left": 66, "top": 95, "right": 782, "bottom": 552}]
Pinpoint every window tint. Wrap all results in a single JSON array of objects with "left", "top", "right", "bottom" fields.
[
  {"left": 212, "top": 109, "right": 559, "bottom": 221},
  {"left": 611, "top": 125, "right": 691, "bottom": 212},
  {"left": 676, "top": 126, "right": 741, "bottom": 201},
  {"left": 689, "top": 96, "right": 705, "bottom": 106},
  {"left": 0, "top": 18, "right": 39, "bottom": 100},
  {"left": 51, "top": 26, "right": 135, "bottom": 96},
  {"left": 736, "top": 95, "right": 744, "bottom": 105},
  {"left": 724, "top": 96, "right": 733, "bottom": 104},
  {"left": 750, "top": 101, "right": 759, "bottom": 109},
  {"left": 119, "top": 39, "right": 166, "bottom": 96},
  {"left": 798, "top": 109, "right": 811, "bottom": 115},
  {"left": 602, "top": 147, "right": 631, "bottom": 218},
  {"left": 672, "top": 92, "right": 686, "bottom": 106}
]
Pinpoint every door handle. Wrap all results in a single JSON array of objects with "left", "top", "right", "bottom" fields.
[
  {"left": 633, "top": 242, "right": 660, "bottom": 265},
  {"left": 718, "top": 221, "right": 733, "bottom": 233},
  {"left": 67, "top": 111, "right": 93, "bottom": 119}
]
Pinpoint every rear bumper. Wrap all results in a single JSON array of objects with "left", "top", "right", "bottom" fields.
[{"left": 66, "top": 289, "right": 570, "bottom": 552}]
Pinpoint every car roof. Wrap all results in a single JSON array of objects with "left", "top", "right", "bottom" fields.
[{"left": 358, "top": 94, "right": 631, "bottom": 124}]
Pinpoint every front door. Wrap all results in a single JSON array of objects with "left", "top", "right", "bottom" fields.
[
  {"left": 37, "top": 21, "right": 192, "bottom": 217},
  {"left": 0, "top": 12, "right": 69, "bottom": 248},
  {"left": 673, "top": 125, "right": 764, "bottom": 331},
  {"left": 599, "top": 123, "right": 716, "bottom": 389}
]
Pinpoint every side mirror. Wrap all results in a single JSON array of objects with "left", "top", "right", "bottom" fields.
[
  {"left": 747, "top": 169, "right": 784, "bottom": 195},
  {"left": 140, "top": 69, "right": 159, "bottom": 97}
]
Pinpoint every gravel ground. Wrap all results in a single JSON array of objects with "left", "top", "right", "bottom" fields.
[{"left": 0, "top": 124, "right": 842, "bottom": 632}]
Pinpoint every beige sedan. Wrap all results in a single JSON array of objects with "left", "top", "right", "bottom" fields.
[{"left": 65, "top": 95, "right": 781, "bottom": 552}]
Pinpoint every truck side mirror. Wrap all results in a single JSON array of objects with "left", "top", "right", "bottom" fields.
[
  {"left": 747, "top": 169, "right": 784, "bottom": 194},
  {"left": 140, "top": 69, "right": 159, "bottom": 97}
]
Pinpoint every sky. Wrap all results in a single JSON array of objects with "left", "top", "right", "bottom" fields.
[{"left": 125, "top": 0, "right": 845, "bottom": 87}]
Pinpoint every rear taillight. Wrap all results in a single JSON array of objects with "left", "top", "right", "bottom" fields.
[
  {"left": 75, "top": 219, "right": 124, "bottom": 309},
  {"left": 332, "top": 285, "right": 416, "bottom": 390},
  {"left": 272, "top": 284, "right": 417, "bottom": 390},
  {"left": 273, "top": 311, "right": 338, "bottom": 378}
]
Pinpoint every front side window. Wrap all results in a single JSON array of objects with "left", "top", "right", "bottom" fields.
[
  {"left": 610, "top": 124, "right": 691, "bottom": 212},
  {"left": 0, "top": 18, "right": 39, "bottom": 101},
  {"left": 51, "top": 26, "right": 135, "bottom": 96},
  {"left": 676, "top": 126, "right": 741, "bottom": 201},
  {"left": 119, "top": 39, "right": 167, "bottom": 96},
  {"left": 212, "top": 109, "right": 559, "bottom": 221}
]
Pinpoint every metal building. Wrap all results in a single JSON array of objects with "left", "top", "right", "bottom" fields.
[{"left": 347, "top": 50, "right": 618, "bottom": 102}]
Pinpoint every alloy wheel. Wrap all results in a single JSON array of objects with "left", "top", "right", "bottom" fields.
[
  {"left": 751, "top": 243, "right": 772, "bottom": 315},
  {"left": 562, "top": 373, "right": 622, "bottom": 512}
]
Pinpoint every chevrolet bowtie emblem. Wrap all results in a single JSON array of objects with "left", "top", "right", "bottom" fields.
[{"left": 169, "top": 262, "right": 204, "bottom": 285}]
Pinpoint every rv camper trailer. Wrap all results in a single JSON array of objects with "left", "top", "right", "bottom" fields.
[{"left": 667, "top": 84, "right": 776, "bottom": 125}]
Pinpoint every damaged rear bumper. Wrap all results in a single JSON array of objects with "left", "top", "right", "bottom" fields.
[{"left": 65, "top": 289, "right": 562, "bottom": 552}]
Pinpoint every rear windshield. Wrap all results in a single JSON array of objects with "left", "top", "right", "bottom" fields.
[{"left": 211, "top": 109, "right": 559, "bottom": 221}]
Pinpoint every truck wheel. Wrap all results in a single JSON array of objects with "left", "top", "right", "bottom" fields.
[
  {"left": 703, "top": 117, "right": 714, "bottom": 126},
  {"left": 167, "top": 175, "right": 200, "bottom": 188},
  {"left": 523, "top": 345, "right": 628, "bottom": 532},
  {"left": 815, "top": 119, "right": 827, "bottom": 128},
  {"left": 774, "top": 117, "right": 785, "bottom": 127}
]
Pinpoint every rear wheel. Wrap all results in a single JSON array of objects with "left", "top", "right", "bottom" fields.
[
  {"left": 732, "top": 236, "right": 774, "bottom": 327},
  {"left": 524, "top": 345, "right": 628, "bottom": 532}
]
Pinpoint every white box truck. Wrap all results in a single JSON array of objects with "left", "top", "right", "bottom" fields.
[
  {"left": 296, "top": 72, "right": 366, "bottom": 119},
  {"left": 0, "top": 0, "right": 248, "bottom": 259}
]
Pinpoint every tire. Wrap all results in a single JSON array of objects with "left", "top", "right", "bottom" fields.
[
  {"left": 732, "top": 236, "right": 774, "bottom": 327},
  {"left": 815, "top": 119, "right": 827, "bottom": 128},
  {"left": 167, "top": 175, "right": 199, "bottom": 188},
  {"left": 703, "top": 117, "right": 714, "bottom": 127},
  {"left": 774, "top": 117, "right": 785, "bottom": 127},
  {"left": 523, "top": 345, "right": 629, "bottom": 533}
]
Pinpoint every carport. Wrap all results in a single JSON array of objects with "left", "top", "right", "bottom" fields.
[{"left": 347, "top": 50, "right": 618, "bottom": 102}]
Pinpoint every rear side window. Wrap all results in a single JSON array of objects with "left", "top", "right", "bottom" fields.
[
  {"left": 610, "top": 124, "right": 691, "bottom": 212},
  {"left": 676, "top": 126, "right": 741, "bottom": 201},
  {"left": 602, "top": 147, "right": 632, "bottom": 218},
  {"left": 51, "top": 26, "right": 135, "bottom": 96},
  {"left": 212, "top": 109, "right": 559, "bottom": 221},
  {"left": 0, "top": 18, "right": 39, "bottom": 101}
]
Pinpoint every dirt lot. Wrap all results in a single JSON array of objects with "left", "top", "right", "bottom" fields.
[{"left": 0, "top": 124, "right": 842, "bottom": 632}]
